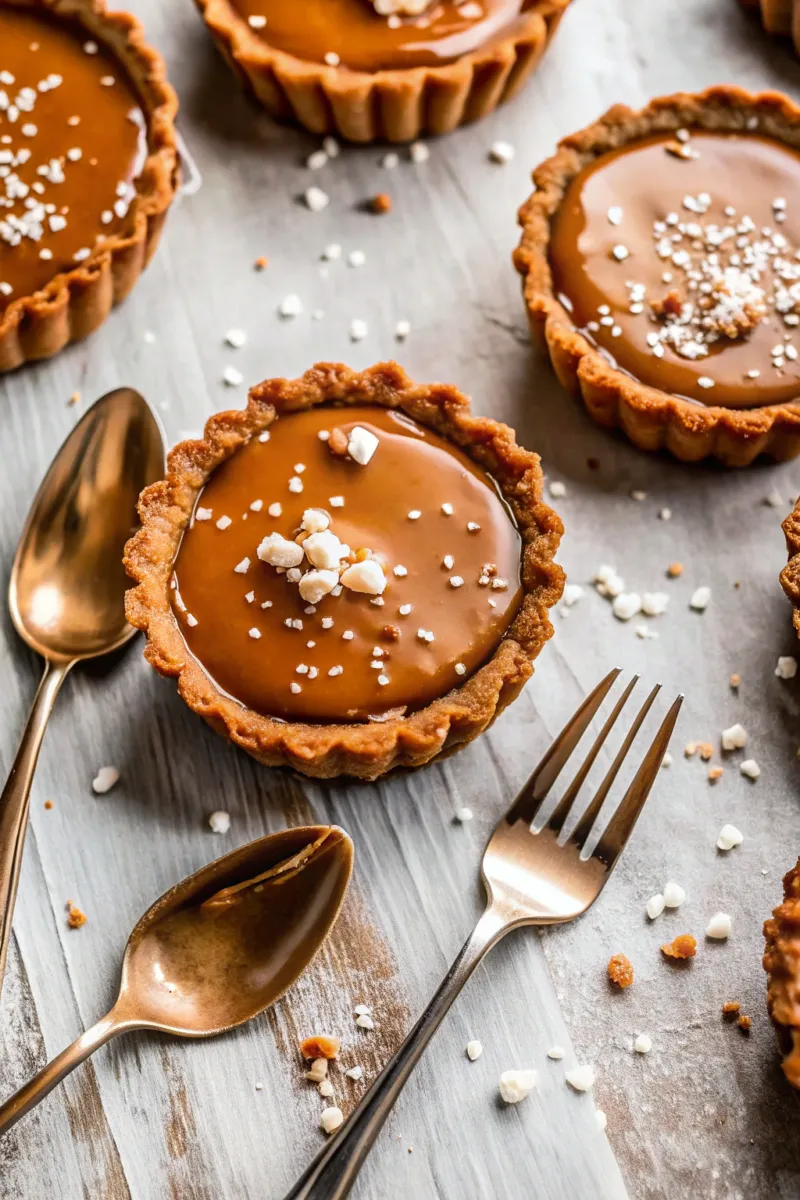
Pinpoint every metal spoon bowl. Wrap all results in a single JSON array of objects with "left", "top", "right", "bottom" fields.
[
  {"left": 0, "top": 825, "right": 353, "bottom": 1134},
  {"left": 0, "top": 389, "right": 165, "bottom": 993}
]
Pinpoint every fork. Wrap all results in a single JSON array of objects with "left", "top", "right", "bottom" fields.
[{"left": 285, "top": 668, "right": 683, "bottom": 1200}]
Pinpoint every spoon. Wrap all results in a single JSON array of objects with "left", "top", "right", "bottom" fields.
[
  {"left": 0, "top": 388, "right": 165, "bottom": 997},
  {"left": 0, "top": 824, "right": 353, "bottom": 1134}
]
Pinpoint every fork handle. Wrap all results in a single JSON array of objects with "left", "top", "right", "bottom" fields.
[{"left": 283, "top": 905, "right": 509, "bottom": 1200}]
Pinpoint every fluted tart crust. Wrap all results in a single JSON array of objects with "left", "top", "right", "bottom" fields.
[
  {"left": 764, "top": 858, "right": 800, "bottom": 1089},
  {"left": 514, "top": 86, "right": 800, "bottom": 467},
  {"left": 193, "top": 0, "right": 571, "bottom": 144},
  {"left": 0, "top": 0, "right": 179, "bottom": 372},
  {"left": 124, "top": 362, "right": 564, "bottom": 781}
]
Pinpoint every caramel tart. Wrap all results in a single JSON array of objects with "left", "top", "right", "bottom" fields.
[
  {"left": 764, "top": 857, "right": 800, "bottom": 1089},
  {"left": 193, "top": 0, "right": 571, "bottom": 143},
  {"left": 515, "top": 87, "right": 800, "bottom": 467},
  {"left": 124, "top": 362, "right": 564, "bottom": 780},
  {"left": 780, "top": 495, "right": 800, "bottom": 636},
  {"left": 0, "top": 0, "right": 178, "bottom": 371}
]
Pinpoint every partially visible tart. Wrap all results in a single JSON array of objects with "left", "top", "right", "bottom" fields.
[
  {"left": 780, "top": 494, "right": 800, "bottom": 636},
  {"left": 764, "top": 857, "right": 800, "bottom": 1089},
  {"left": 194, "top": 0, "right": 572, "bottom": 143},
  {"left": 515, "top": 86, "right": 800, "bottom": 467},
  {"left": 738, "top": 0, "right": 800, "bottom": 51},
  {"left": 0, "top": 0, "right": 178, "bottom": 371},
  {"left": 124, "top": 362, "right": 564, "bottom": 780}
]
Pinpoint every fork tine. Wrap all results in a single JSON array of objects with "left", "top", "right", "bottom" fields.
[
  {"left": 570, "top": 683, "right": 662, "bottom": 849},
  {"left": 590, "top": 693, "right": 684, "bottom": 867},
  {"left": 506, "top": 667, "right": 622, "bottom": 827},
  {"left": 544, "top": 674, "right": 639, "bottom": 835}
]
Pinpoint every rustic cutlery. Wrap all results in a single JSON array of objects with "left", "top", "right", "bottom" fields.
[
  {"left": 0, "top": 825, "right": 353, "bottom": 1133},
  {"left": 285, "top": 669, "right": 682, "bottom": 1199},
  {"left": 0, "top": 388, "right": 165, "bottom": 997}
]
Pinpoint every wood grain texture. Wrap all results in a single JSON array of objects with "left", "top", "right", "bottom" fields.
[{"left": 2, "top": 0, "right": 800, "bottom": 1196}]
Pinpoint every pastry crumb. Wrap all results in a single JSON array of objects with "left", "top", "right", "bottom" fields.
[
  {"left": 66, "top": 900, "right": 87, "bottom": 929},
  {"left": 722, "top": 1001, "right": 741, "bottom": 1017},
  {"left": 369, "top": 192, "right": 392, "bottom": 214},
  {"left": 300, "top": 1035, "right": 341, "bottom": 1060},
  {"left": 661, "top": 934, "right": 697, "bottom": 960},
  {"left": 737, "top": 1014, "right": 752, "bottom": 1033},
  {"left": 607, "top": 953, "right": 634, "bottom": 989}
]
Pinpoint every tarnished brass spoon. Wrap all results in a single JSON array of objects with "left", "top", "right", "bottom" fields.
[
  {"left": 0, "top": 825, "right": 353, "bottom": 1135},
  {"left": 0, "top": 388, "right": 165, "bottom": 999}
]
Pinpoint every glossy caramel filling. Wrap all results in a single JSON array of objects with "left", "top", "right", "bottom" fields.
[
  {"left": 549, "top": 131, "right": 800, "bottom": 410},
  {"left": 0, "top": 8, "right": 147, "bottom": 314},
  {"left": 171, "top": 406, "right": 523, "bottom": 723},
  {"left": 230, "top": 0, "right": 533, "bottom": 71}
]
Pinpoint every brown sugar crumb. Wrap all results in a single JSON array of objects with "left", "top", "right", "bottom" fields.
[
  {"left": 66, "top": 900, "right": 87, "bottom": 929},
  {"left": 369, "top": 192, "right": 392, "bottom": 214},
  {"left": 722, "top": 1001, "right": 741, "bottom": 1017},
  {"left": 730, "top": 673, "right": 741, "bottom": 689},
  {"left": 44, "top": 800, "right": 53, "bottom": 810},
  {"left": 299, "top": 1034, "right": 341, "bottom": 1061},
  {"left": 708, "top": 766, "right": 724, "bottom": 783},
  {"left": 661, "top": 933, "right": 697, "bottom": 960},
  {"left": 382, "top": 624, "right": 401, "bottom": 642},
  {"left": 327, "top": 427, "right": 349, "bottom": 457},
  {"left": 737, "top": 1015, "right": 752, "bottom": 1033},
  {"left": 667, "top": 562, "right": 684, "bottom": 578},
  {"left": 607, "top": 953, "right": 634, "bottom": 989},
  {"left": 698, "top": 742, "right": 714, "bottom": 762},
  {"left": 254, "top": 256, "right": 268, "bottom": 271}
]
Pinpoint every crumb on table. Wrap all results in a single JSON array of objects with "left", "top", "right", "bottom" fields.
[
  {"left": 661, "top": 934, "right": 697, "bottom": 960},
  {"left": 300, "top": 1034, "right": 341, "bottom": 1060},
  {"left": 66, "top": 900, "right": 87, "bottom": 929},
  {"left": 607, "top": 952, "right": 634, "bottom": 989}
]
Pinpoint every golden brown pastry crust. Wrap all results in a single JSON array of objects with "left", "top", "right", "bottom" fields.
[
  {"left": 124, "top": 361, "right": 565, "bottom": 781},
  {"left": 0, "top": 0, "right": 179, "bottom": 372},
  {"left": 514, "top": 85, "right": 800, "bottom": 468},
  {"left": 193, "top": 0, "right": 571, "bottom": 143},
  {"left": 764, "top": 858, "right": 800, "bottom": 1088},
  {"left": 781, "top": 497, "right": 800, "bottom": 637}
]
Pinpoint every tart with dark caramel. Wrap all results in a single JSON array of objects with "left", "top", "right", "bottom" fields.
[
  {"left": 0, "top": 0, "right": 178, "bottom": 371},
  {"left": 193, "top": 0, "right": 571, "bottom": 143},
  {"left": 764, "top": 857, "right": 800, "bottom": 1089},
  {"left": 124, "top": 362, "right": 564, "bottom": 781},
  {"left": 515, "top": 86, "right": 800, "bottom": 467}
]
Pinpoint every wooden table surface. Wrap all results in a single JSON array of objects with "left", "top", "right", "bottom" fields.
[{"left": 2, "top": 0, "right": 800, "bottom": 1196}]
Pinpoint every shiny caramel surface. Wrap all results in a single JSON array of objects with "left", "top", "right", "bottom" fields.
[
  {"left": 230, "top": 0, "right": 531, "bottom": 71},
  {"left": 126, "top": 827, "right": 353, "bottom": 1032},
  {"left": 172, "top": 406, "right": 523, "bottom": 723},
  {"left": 549, "top": 131, "right": 800, "bottom": 409},
  {"left": 0, "top": 8, "right": 147, "bottom": 314}
]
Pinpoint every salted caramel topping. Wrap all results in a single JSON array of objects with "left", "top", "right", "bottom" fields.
[
  {"left": 231, "top": 0, "right": 533, "bottom": 72},
  {"left": 549, "top": 131, "right": 800, "bottom": 409},
  {"left": 171, "top": 406, "right": 522, "bottom": 723},
  {"left": 0, "top": 8, "right": 147, "bottom": 312}
]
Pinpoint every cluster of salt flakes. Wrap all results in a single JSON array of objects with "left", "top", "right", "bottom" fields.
[{"left": 596, "top": 130, "right": 800, "bottom": 385}]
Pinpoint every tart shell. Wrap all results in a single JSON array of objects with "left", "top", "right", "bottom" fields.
[
  {"left": 514, "top": 85, "right": 800, "bottom": 468},
  {"left": 193, "top": 0, "right": 571, "bottom": 144},
  {"left": 764, "top": 857, "right": 800, "bottom": 1089},
  {"left": 0, "top": 0, "right": 180, "bottom": 373},
  {"left": 124, "top": 361, "right": 565, "bottom": 781},
  {"left": 780, "top": 496, "right": 800, "bottom": 636}
]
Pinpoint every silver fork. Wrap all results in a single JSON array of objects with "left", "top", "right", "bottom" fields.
[{"left": 285, "top": 668, "right": 683, "bottom": 1200}]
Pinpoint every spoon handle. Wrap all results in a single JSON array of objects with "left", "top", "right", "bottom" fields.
[
  {"left": 283, "top": 905, "right": 509, "bottom": 1200},
  {"left": 0, "top": 659, "right": 72, "bottom": 995},
  {"left": 0, "top": 1008, "right": 131, "bottom": 1136}
]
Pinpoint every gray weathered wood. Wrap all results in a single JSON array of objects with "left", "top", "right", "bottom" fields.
[{"left": 2, "top": 0, "right": 800, "bottom": 1196}]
